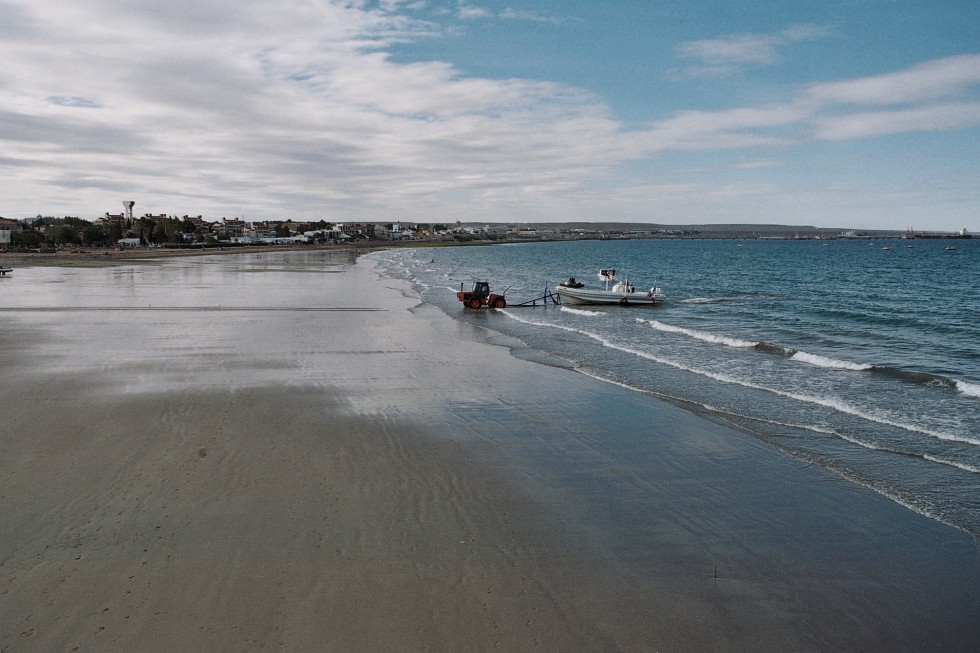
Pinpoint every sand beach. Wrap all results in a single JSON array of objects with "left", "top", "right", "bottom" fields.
[{"left": 1, "top": 249, "right": 978, "bottom": 651}]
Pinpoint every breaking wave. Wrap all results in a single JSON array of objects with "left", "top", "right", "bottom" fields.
[
  {"left": 956, "top": 379, "right": 980, "bottom": 399},
  {"left": 561, "top": 306, "right": 606, "bottom": 317},
  {"left": 636, "top": 318, "right": 974, "bottom": 399},
  {"left": 637, "top": 319, "right": 757, "bottom": 348},
  {"left": 792, "top": 351, "right": 873, "bottom": 371},
  {"left": 504, "top": 313, "right": 980, "bottom": 447}
]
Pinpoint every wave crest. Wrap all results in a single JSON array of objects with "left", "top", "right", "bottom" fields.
[
  {"left": 955, "top": 379, "right": 980, "bottom": 398},
  {"left": 791, "top": 351, "right": 873, "bottom": 371},
  {"left": 561, "top": 306, "right": 606, "bottom": 317},
  {"left": 638, "top": 319, "right": 757, "bottom": 348}
]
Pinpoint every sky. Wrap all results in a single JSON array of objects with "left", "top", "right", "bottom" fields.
[{"left": 1, "top": 0, "right": 979, "bottom": 231}]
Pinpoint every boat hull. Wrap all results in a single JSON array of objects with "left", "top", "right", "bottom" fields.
[{"left": 556, "top": 286, "right": 664, "bottom": 305}]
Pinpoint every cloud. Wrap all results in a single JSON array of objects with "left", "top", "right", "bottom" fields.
[
  {"left": 802, "top": 54, "right": 980, "bottom": 140},
  {"left": 0, "top": 2, "right": 976, "bottom": 227},
  {"left": 456, "top": 2, "right": 490, "bottom": 20},
  {"left": 805, "top": 54, "right": 980, "bottom": 105},
  {"left": 628, "top": 102, "right": 810, "bottom": 156},
  {"left": 652, "top": 54, "right": 980, "bottom": 145},
  {"left": 732, "top": 159, "right": 785, "bottom": 170},
  {"left": 812, "top": 101, "right": 980, "bottom": 140},
  {"left": 452, "top": 1, "right": 563, "bottom": 24},
  {"left": 0, "top": 1, "right": 620, "bottom": 218},
  {"left": 0, "top": 0, "right": 37, "bottom": 39},
  {"left": 674, "top": 24, "right": 832, "bottom": 77},
  {"left": 499, "top": 8, "right": 566, "bottom": 24}
]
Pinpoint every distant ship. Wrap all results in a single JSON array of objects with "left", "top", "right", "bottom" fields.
[
  {"left": 838, "top": 230, "right": 870, "bottom": 240},
  {"left": 900, "top": 227, "right": 971, "bottom": 240}
]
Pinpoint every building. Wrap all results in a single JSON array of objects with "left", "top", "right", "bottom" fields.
[
  {"left": 336, "top": 223, "right": 376, "bottom": 239},
  {"left": 98, "top": 213, "right": 130, "bottom": 230},
  {"left": 212, "top": 218, "right": 246, "bottom": 237},
  {"left": 247, "top": 224, "right": 278, "bottom": 240},
  {"left": 0, "top": 217, "right": 21, "bottom": 246},
  {"left": 0, "top": 217, "right": 22, "bottom": 231},
  {"left": 0, "top": 218, "right": 16, "bottom": 246},
  {"left": 179, "top": 215, "right": 207, "bottom": 232}
]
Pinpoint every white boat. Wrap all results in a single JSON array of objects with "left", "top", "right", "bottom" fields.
[{"left": 556, "top": 269, "right": 665, "bottom": 306}]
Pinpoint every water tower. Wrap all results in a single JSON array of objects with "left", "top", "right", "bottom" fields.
[{"left": 123, "top": 201, "right": 135, "bottom": 222}]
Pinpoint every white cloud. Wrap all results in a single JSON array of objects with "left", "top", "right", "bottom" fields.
[
  {"left": 630, "top": 103, "right": 809, "bottom": 155},
  {"left": 799, "top": 54, "right": 980, "bottom": 140},
  {"left": 499, "top": 8, "right": 565, "bottom": 24},
  {"left": 0, "top": 2, "right": 977, "bottom": 229},
  {"left": 674, "top": 24, "right": 832, "bottom": 77},
  {"left": 456, "top": 2, "right": 490, "bottom": 20},
  {"left": 454, "top": 2, "right": 562, "bottom": 24},
  {"left": 0, "top": 1, "right": 623, "bottom": 219},
  {"left": 654, "top": 54, "right": 980, "bottom": 144},
  {"left": 813, "top": 101, "right": 980, "bottom": 140},
  {"left": 805, "top": 54, "right": 980, "bottom": 105}
]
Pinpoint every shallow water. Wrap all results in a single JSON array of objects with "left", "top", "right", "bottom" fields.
[{"left": 373, "top": 238, "right": 980, "bottom": 534}]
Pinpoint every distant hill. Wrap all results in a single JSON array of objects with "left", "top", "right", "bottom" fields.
[{"left": 460, "top": 222, "right": 892, "bottom": 238}]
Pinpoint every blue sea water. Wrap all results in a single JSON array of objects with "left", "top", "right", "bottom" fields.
[{"left": 373, "top": 238, "right": 980, "bottom": 534}]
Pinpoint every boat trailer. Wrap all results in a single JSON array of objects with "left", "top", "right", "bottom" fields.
[
  {"left": 457, "top": 281, "right": 561, "bottom": 309},
  {"left": 509, "top": 286, "right": 562, "bottom": 307}
]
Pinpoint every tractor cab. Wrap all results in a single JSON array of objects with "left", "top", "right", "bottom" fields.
[{"left": 471, "top": 281, "right": 490, "bottom": 299}]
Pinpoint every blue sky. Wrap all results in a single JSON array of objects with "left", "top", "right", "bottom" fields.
[{"left": 1, "top": 1, "right": 978, "bottom": 230}]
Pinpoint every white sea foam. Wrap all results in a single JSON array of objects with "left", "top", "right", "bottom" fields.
[
  {"left": 955, "top": 379, "right": 980, "bottom": 399},
  {"left": 774, "top": 391, "right": 980, "bottom": 447},
  {"left": 561, "top": 306, "right": 606, "bottom": 317},
  {"left": 502, "top": 311, "right": 585, "bottom": 336},
  {"left": 679, "top": 296, "right": 740, "bottom": 304},
  {"left": 832, "top": 430, "right": 886, "bottom": 450},
  {"left": 638, "top": 318, "right": 757, "bottom": 348},
  {"left": 678, "top": 294, "right": 778, "bottom": 304},
  {"left": 505, "top": 312, "right": 980, "bottom": 448},
  {"left": 825, "top": 467, "right": 959, "bottom": 532},
  {"left": 791, "top": 351, "right": 873, "bottom": 371},
  {"left": 923, "top": 455, "right": 980, "bottom": 475}
]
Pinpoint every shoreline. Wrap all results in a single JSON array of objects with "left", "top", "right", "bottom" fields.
[
  {"left": 0, "top": 244, "right": 374, "bottom": 268},
  {"left": 1, "top": 250, "right": 977, "bottom": 651}
]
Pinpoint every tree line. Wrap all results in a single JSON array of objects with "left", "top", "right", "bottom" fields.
[
  {"left": 10, "top": 216, "right": 205, "bottom": 248},
  {"left": 9, "top": 216, "right": 336, "bottom": 248}
]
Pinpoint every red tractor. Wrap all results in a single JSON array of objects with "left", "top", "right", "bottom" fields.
[{"left": 457, "top": 281, "right": 507, "bottom": 309}]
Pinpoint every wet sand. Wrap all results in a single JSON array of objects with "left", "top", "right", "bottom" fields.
[{"left": 1, "top": 251, "right": 978, "bottom": 651}]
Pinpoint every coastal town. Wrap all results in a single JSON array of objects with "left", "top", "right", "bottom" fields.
[{"left": 0, "top": 201, "right": 973, "bottom": 252}]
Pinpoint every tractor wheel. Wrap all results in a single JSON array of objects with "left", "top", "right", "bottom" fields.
[
  {"left": 468, "top": 298, "right": 483, "bottom": 309},
  {"left": 492, "top": 297, "right": 506, "bottom": 309}
]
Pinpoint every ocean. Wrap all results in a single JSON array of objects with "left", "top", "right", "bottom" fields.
[{"left": 372, "top": 237, "right": 980, "bottom": 535}]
